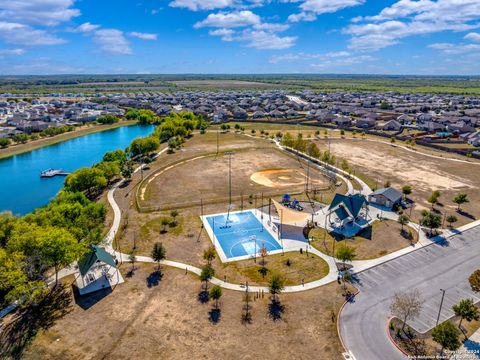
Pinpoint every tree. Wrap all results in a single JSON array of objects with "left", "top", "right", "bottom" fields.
[
  {"left": 469, "top": 270, "right": 480, "bottom": 293},
  {"left": 41, "top": 227, "right": 84, "bottom": 286},
  {"left": 453, "top": 193, "right": 469, "bottom": 212},
  {"left": 103, "top": 149, "right": 127, "bottom": 164},
  {"left": 341, "top": 159, "right": 349, "bottom": 173},
  {"left": 0, "top": 138, "right": 10, "bottom": 148},
  {"left": 209, "top": 285, "right": 222, "bottom": 309},
  {"left": 432, "top": 321, "right": 461, "bottom": 355},
  {"left": 96, "top": 114, "right": 119, "bottom": 124},
  {"left": 200, "top": 265, "right": 215, "bottom": 291},
  {"left": 121, "top": 161, "right": 134, "bottom": 180},
  {"left": 397, "top": 214, "right": 410, "bottom": 231},
  {"left": 95, "top": 161, "right": 120, "bottom": 185},
  {"left": 259, "top": 245, "right": 268, "bottom": 266},
  {"left": 306, "top": 142, "right": 321, "bottom": 159},
  {"left": 64, "top": 167, "right": 107, "bottom": 196},
  {"left": 128, "top": 136, "right": 160, "bottom": 158},
  {"left": 170, "top": 210, "right": 179, "bottom": 226},
  {"left": 446, "top": 215, "right": 458, "bottom": 227},
  {"left": 268, "top": 274, "right": 285, "bottom": 302},
  {"left": 258, "top": 266, "right": 269, "bottom": 279},
  {"left": 203, "top": 246, "right": 216, "bottom": 265},
  {"left": 428, "top": 190, "right": 441, "bottom": 209},
  {"left": 336, "top": 245, "right": 356, "bottom": 271},
  {"left": 420, "top": 211, "right": 442, "bottom": 235},
  {"left": 402, "top": 185, "right": 412, "bottom": 199},
  {"left": 160, "top": 217, "right": 170, "bottom": 233},
  {"left": 390, "top": 289, "right": 423, "bottom": 332},
  {"left": 452, "top": 299, "right": 479, "bottom": 331},
  {"left": 151, "top": 242, "right": 166, "bottom": 271},
  {"left": 13, "top": 133, "right": 29, "bottom": 144}
]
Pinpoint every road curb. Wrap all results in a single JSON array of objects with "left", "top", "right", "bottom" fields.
[
  {"left": 337, "top": 287, "right": 360, "bottom": 359},
  {"left": 386, "top": 317, "right": 410, "bottom": 357}
]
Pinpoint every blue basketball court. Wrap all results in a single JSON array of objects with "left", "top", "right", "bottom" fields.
[{"left": 204, "top": 210, "right": 282, "bottom": 261}]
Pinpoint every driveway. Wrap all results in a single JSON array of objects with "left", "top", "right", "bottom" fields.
[{"left": 339, "top": 225, "right": 480, "bottom": 360}]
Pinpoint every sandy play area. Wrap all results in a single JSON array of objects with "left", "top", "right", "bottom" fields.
[{"left": 250, "top": 168, "right": 329, "bottom": 188}]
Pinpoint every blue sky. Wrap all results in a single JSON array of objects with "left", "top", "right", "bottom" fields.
[{"left": 0, "top": 0, "right": 479, "bottom": 75}]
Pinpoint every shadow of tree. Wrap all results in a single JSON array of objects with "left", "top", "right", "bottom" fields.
[
  {"left": 208, "top": 308, "right": 221, "bottom": 324},
  {"left": 268, "top": 299, "right": 285, "bottom": 321},
  {"left": 0, "top": 285, "right": 72, "bottom": 359},
  {"left": 197, "top": 290, "right": 209, "bottom": 304},
  {"left": 146, "top": 270, "right": 163, "bottom": 288},
  {"left": 241, "top": 304, "right": 252, "bottom": 325},
  {"left": 458, "top": 209, "right": 475, "bottom": 220}
]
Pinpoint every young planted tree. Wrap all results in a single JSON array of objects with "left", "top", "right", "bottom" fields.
[
  {"left": 390, "top": 289, "right": 423, "bottom": 332},
  {"left": 431, "top": 321, "right": 461, "bottom": 355},
  {"left": 200, "top": 265, "right": 215, "bottom": 291},
  {"left": 420, "top": 211, "right": 442, "bottom": 236},
  {"left": 453, "top": 193, "right": 469, "bottom": 212},
  {"left": 452, "top": 299, "right": 479, "bottom": 333},
  {"left": 336, "top": 245, "right": 356, "bottom": 271},
  {"left": 258, "top": 266, "right": 269, "bottom": 279},
  {"left": 160, "top": 217, "right": 170, "bottom": 233},
  {"left": 402, "top": 185, "right": 412, "bottom": 199},
  {"left": 209, "top": 285, "right": 222, "bottom": 309},
  {"left": 428, "top": 190, "right": 441, "bottom": 209},
  {"left": 397, "top": 214, "right": 410, "bottom": 231},
  {"left": 203, "top": 246, "right": 216, "bottom": 266},
  {"left": 446, "top": 215, "right": 458, "bottom": 228},
  {"left": 469, "top": 270, "right": 480, "bottom": 293},
  {"left": 151, "top": 242, "right": 166, "bottom": 271},
  {"left": 259, "top": 245, "right": 268, "bottom": 266},
  {"left": 268, "top": 274, "right": 285, "bottom": 302},
  {"left": 170, "top": 210, "right": 179, "bottom": 226}
]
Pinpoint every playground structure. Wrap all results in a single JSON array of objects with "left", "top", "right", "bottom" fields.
[{"left": 281, "top": 194, "right": 304, "bottom": 212}]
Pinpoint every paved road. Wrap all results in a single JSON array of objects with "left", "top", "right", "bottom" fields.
[{"left": 339, "top": 225, "right": 480, "bottom": 360}]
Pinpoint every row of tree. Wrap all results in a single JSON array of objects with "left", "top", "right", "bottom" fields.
[
  {"left": 0, "top": 191, "right": 106, "bottom": 307},
  {"left": 280, "top": 132, "right": 336, "bottom": 165}
]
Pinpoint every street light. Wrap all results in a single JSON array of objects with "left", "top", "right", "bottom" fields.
[{"left": 436, "top": 289, "right": 446, "bottom": 326}]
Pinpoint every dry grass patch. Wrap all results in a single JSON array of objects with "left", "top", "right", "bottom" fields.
[
  {"left": 23, "top": 264, "right": 351, "bottom": 360},
  {"left": 310, "top": 220, "right": 418, "bottom": 260}
]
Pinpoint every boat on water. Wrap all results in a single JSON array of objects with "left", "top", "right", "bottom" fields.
[{"left": 40, "top": 169, "right": 70, "bottom": 178}]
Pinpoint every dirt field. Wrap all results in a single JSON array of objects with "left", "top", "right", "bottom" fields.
[
  {"left": 309, "top": 220, "right": 418, "bottom": 260},
  {"left": 141, "top": 147, "right": 331, "bottom": 209},
  {"left": 22, "top": 264, "right": 350, "bottom": 360},
  {"left": 313, "top": 138, "right": 480, "bottom": 225}
]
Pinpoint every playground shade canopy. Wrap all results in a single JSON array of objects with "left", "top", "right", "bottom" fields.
[{"left": 272, "top": 199, "right": 310, "bottom": 225}]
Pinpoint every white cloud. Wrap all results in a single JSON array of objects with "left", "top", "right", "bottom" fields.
[
  {"left": 253, "top": 22, "right": 289, "bottom": 32},
  {"left": 464, "top": 32, "right": 480, "bottom": 42},
  {"left": 0, "top": 48, "right": 26, "bottom": 56},
  {"left": 0, "top": 0, "right": 80, "bottom": 27},
  {"left": 209, "top": 28, "right": 235, "bottom": 41},
  {"left": 73, "top": 22, "right": 100, "bottom": 33},
  {"left": 169, "top": 0, "right": 235, "bottom": 11},
  {"left": 288, "top": 0, "right": 364, "bottom": 23},
  {"left": 429, "top": 42, "right": 480, "bottom": 54},
  {"left": 0, "top": 21, "right": 65, "bottom": 46},
  {"left": 237, "top": 29, "right": 296, "bottom": 49},
  {"left": 269, "top": 50, "right": 352, "bottom": 63},
  {"left": 194, "top": 10, "right": 260, "bottom": 28},
  {"left": 310, "top": 54, "right": 376, "bottom": 68},
  {"left": 93, "top": 29, "right": 131, "bottom": 55},
  {"left": 346, "top": 0, "right": 480, "bottom": 51},
  {"left": 128, "top": 32, "right": 158, "bottom": 40}
]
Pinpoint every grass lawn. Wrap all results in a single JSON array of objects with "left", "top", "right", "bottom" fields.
[
  {"left": 309, "top": 220, "right": 418, "bottom": 260},
  {"left": 18, "top": 264, "right": 352, "bottom": 360},
  {"left": 0, "top": 120, "right": 138, "bottom": 159},
  {"left": 211, "top": 251, "right": 330, "bottom": 286}
]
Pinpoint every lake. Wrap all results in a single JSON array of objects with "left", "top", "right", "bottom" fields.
[{"left": 0, "top": 124, "right": 155, "bottom": 215}]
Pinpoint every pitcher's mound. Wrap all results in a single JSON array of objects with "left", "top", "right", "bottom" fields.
[{"left": 251, "top": 169, "right": 327, "bottom": 188}]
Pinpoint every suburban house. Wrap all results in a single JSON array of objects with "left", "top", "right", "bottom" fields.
[
  {"left": 75, "top": 245, "right": 123, "bottom": 295},
  {"left": 383, "top": 119, "right": 402, "bottom": 131},
  {"left": 368, "top": 187, "right": 402, "bottom": 209}
]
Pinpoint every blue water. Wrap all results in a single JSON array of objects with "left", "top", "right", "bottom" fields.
[
  {"left": 206, "top": 211, "right": 282, "bottom": 259},
  {"left": 0, "top": 124, "right": 155, "bottom": 215}
]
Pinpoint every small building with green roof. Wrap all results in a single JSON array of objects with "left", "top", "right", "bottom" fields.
[{"left": 75, "top": 245, "right": 123, "bottom": 295}]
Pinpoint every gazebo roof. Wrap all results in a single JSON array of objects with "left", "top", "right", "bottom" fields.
[
  {"left": 78, "top": 245, "right": 116, "bottom": 276},
  {"left": 329, "top": 194, "right": 367, "bottom": 218}
]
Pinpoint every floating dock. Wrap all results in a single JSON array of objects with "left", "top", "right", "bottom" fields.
[{"left": 40, "top": 169, "right": 70, "bottom": 178}]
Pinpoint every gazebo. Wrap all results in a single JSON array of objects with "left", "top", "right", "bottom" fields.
[
  {"left": 326, "top": 194, "right": 370, "bottom": 237},
  {"left": 75, "top": 245, "right": 124, "bottom": 295}
]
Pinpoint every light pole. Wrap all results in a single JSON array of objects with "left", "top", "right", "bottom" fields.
[
  {"left": 436, "top": 289, "right": 446, "bottom": 326},
  {"left": 225, "top": 151, "right": 234, "bottom": 206}
]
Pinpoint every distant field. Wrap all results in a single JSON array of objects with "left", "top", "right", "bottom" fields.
[{"left": 170, "top": 80, "right": 281, "bottom": 89}]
